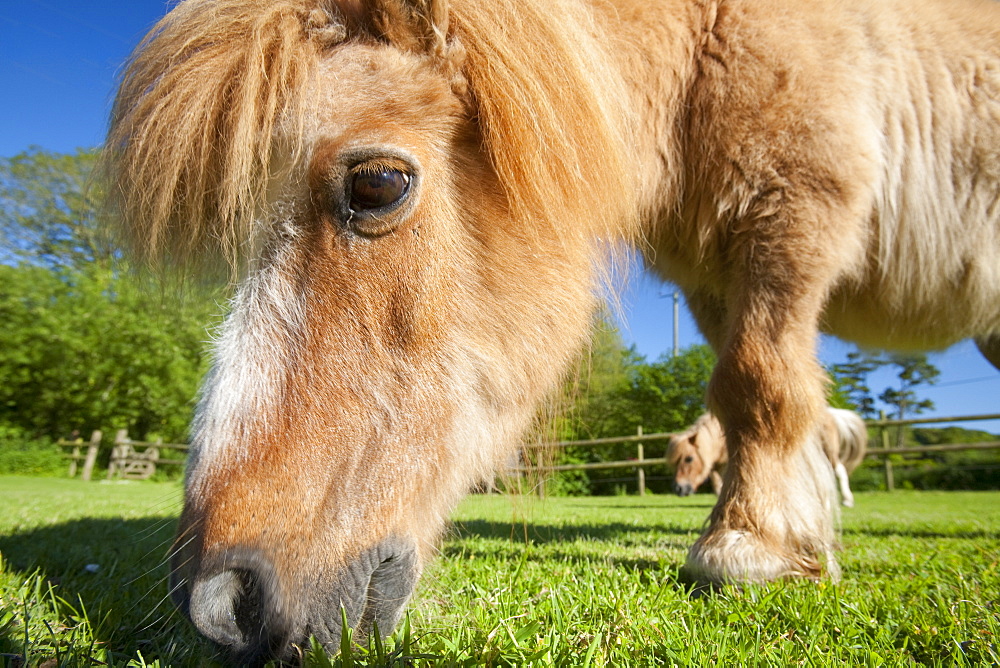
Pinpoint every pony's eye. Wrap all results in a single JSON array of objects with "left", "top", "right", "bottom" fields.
[
  {"left": 683, "top": 456, "right": 694, "bottom": 464},
  {"left": 349, "top": 168, "right": 411, "bottom": 212}
]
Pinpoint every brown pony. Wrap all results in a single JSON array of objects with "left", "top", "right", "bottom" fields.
[
  {"left": 666, "top": 413, "right": 727, "bottom": 497},
  {"left": 668, "top": 408, "right": 869, "bottom": 507},
  {"left": 105, "top": 0, "right": 1000, "bottom": 662}
]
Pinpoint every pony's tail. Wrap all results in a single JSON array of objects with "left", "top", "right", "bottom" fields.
[{"left": 828, "top": 408, "right": 868, "bottom": 474}]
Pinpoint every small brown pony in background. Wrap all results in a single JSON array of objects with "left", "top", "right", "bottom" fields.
[
  {"left": 105, "top": 0, "right": 1000, "bottom": 662},
  {"left": 667, "top": 408, "right": 868, "bottom": 507},
  {"left": 667, "top": 413, "right": 727, "bottom": 497}
]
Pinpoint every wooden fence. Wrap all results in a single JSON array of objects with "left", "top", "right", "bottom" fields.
[
  {"left": 57, "top": 412, "right": 999, "bottom": 489},
  {"left": 57, "top": 429, "right": 188, "bottom": 481},
  {"left": 512, "top": 412, "right": 1000, "bottom": 495}
]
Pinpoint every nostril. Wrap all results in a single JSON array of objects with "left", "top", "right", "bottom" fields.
[
  {"left": 232, "top": 570, "right": 266, "bottom": 641},
  {"left": 190, "top": 569, "right": 263, "bottom": 649},
  {"left": 358, "top": 546, "right": 418, "bottom": 637},
  {"left": 187, "top": 552, "right": 286, "bottom": 664}
]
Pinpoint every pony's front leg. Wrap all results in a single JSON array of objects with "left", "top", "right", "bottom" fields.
[
  {"left": 709, "top": 468, "right": 724, "bottom": 495},
  {"left": 686, "top": 272, "right": 840, "bottom": 583}
]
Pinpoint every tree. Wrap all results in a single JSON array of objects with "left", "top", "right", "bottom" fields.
[
  {"left": 562, "top": 322, "right": 715, "bottom": 442},
  {"left": 878, "top": 353, "right": 940, "bottom": 447},
  {"left": 0, "top": 262, "right": 218, "bottom": 441},
  {"left": 830, "top": 350, "right": 885, "bottom": 418},
  {"left": 830, "top": 346, "right": 943, "bottom": 449},
  {"left": 558, "top": 314, "right": 644, "bottom": 441},
  {"left": 554, "top": 335, "right": 715, "bottom": 494},
  {"left": 0, "top": 148, "right": 112, "bottom": 269},
  {"left": 612, "top": 345, "right": 716, "bottom": 436},
  {"left": 531, "top": 311, "right": 716, "bottom": 494},
  {"left": 1, "top": 148, "right": 224, "bottom": 443}
]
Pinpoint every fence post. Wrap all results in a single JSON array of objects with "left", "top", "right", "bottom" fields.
[
  {"left": 147, "top": 437, "right": 163, "bottom": 480},
  {"left": 107, "top": 429, "right": 129, "bottom": 480},
  {"left": 636, "top": 426, "right": 645, "bottom": 497},
  {"left": 81, "top": 430, "right": 102, "bottom": 482},
  {"left": 880, "top": 410, "right": 894, "bottom": 492},
  {"left": 66, "top": 437, "right": 83, "bottom": 478}
]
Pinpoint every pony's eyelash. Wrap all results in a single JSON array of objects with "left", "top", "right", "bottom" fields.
[{"left": 350, "top": 160, "right": 411, "bottom": 177}]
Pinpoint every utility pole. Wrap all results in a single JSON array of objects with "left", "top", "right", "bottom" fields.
[
  {"left": 672, "top": 291, "right": 680, "bottom": 357},
  {"left": 659, "top": 289, "right": 682, "bottom": 357}
]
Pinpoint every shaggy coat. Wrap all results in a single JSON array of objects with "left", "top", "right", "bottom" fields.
[{"left": 106, "top": 0, "right": 1000, "bottom": 662}]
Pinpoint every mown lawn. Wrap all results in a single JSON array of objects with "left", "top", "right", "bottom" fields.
[{"left": 0, "top": 476, "right": 997, "bottom": 666}]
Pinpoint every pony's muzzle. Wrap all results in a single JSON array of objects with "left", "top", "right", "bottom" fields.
[
  {"left": 674, "top": 481, "right": 694, "bottom": 496},
  {"left": 172, "top": 539, "right": 419, "bottom": 665}
]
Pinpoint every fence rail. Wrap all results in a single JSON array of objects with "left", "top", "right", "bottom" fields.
[
  {"left": 866, "top": 413, "right": 1000, "bottom": 427},
  {"left": 514, "top": 412, "right": 1000, "bottom": 494},
  {"left": 59, "top": 413, "right": 999, "bottom": 489},
  {"left": 57, "top": 430, "right": 103, "bottom": 481},
  {"left": 58, "top": 429, "right": 188, "bottom": 481},
  {"left": 864, "top": 441, "right": 1000, "bottom": 456}
]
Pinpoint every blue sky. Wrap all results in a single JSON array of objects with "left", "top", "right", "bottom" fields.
[{"left": 3, "top": 1, "right": 998, "bottom": 433}]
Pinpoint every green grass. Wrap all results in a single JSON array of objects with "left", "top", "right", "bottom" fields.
[{"left": 0, "top": 476, "right": 997, "bottom": 666}]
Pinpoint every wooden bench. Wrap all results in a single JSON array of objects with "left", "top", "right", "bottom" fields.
[{"left": 107, "top": 429, "right": 187, "bottom": 480}]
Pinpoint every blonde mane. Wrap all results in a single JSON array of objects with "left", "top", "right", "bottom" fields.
[{"left": 105, "top": 0, "right": 640, "bottom": 274}]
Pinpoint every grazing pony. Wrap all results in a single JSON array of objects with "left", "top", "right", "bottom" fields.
[
  {"left": 666, "top": 413, "right": 727, "bottom": 497},
  {"left": 105, "top": 0, "right": 1000, "bottom": 662},
  {"left": 668, "top": 408, "right": 869, "bottom": 507}
]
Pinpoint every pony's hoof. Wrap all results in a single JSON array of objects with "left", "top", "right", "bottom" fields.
[
  {"left": 684, "top": 528, "right": 840, "bottom": 584},
  {"left": 841, "top": 498, "right": 855, "bottom": 508}
]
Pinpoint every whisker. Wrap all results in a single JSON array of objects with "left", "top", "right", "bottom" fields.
[
  {"left": 131, "top": 575, "right": 190, "bottom": 633},
  {"left": 120, "top": 552, "right": 198, "bottom": 634},
  {"left": 121, "top": 526, "right": 199, "bottom": 589},
  {"left": 133, "top": 528, "right": 184, "bottom": 565},
  {"left": 117, "top": 531, "right": 201, "bottom": 634},
  {"left": 166, "top": 529, "right": 200, "bottom": 561}
]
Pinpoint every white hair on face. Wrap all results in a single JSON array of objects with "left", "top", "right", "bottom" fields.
[{"left": 186, "top": 204, "right": 307, "bottom": 493}]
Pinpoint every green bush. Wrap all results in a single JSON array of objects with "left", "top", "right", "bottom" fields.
[
  {"left": 851, "top": 449, "right": 1000, "bottom": 492},
  {"left": 0, "top": 425, "right": 63, "bottom": 476}
]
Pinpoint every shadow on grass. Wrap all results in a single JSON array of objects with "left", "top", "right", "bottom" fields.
[
  {"left": 443, "top": 519, "right": 700, "bottom": 581},
  {"left": 561, "top": 501, "right": 717, "bottom": 510},
  {"left": 0, "top": 517, "right": 216, "bottom": 666},
  {"left": 448, "top": 519, "right": 698, "bottom": 544},
  {"left": 440, "top": 519, "right": 716, "bottom": 602}
]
